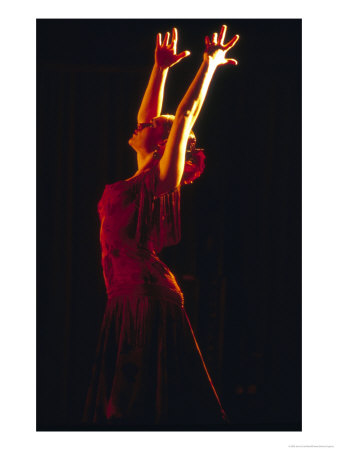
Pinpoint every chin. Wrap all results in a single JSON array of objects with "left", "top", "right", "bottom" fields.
[
  {"left": 128, "top": 136, "right": 136, "bottom": 148},
  {"left": 129, "top": 140, "right": 141, "bottom": 155}
]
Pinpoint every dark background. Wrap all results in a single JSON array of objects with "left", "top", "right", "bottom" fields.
[{"left": 37, "top": 19, "right": 301, "bottom": 431}]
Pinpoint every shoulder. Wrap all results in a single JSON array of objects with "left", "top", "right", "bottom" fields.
[{"left": 139, "top": 163, "right": 180, "bottom": 197}]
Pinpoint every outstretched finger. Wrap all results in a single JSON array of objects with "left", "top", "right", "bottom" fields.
[
  {"left": 170, "top": 27, "right": 177, "bottom": 51},
  {"left": 224, "top": 34, "right": 240, "bottom": 51},
  {"left": 225, "top": 58, "right": 238, "bottom": 65},
  {"left": 212, "top": 33, "right": 218, "bottom": 44},
  {"left": 171, "top": 27, "right": 177, "bottom": 44},
  {"left": 163, "top": 31, "right": 170, "bottom": 46},
  {"left": 205, "top": 35, "right": 211, "bottom": 48},
  {"left": 219, "top": 25, "right": 227, "bottom": 46},
  {"left": 175, "top": 50, "right": 191, "bottom": 63},
  {"left": 156, "top": 33, "right": 162, "bottom": 48}
]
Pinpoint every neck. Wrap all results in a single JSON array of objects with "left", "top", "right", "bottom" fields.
[{"left": 136, "top": 152, "right": 157, "bottom": 174}]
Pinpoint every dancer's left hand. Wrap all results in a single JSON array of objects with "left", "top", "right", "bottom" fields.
[{"left": 204, "top": 25, "right": 239, "bottom": 67}]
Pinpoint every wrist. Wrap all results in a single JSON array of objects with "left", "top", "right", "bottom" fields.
[
  {"left": 202, "top": 53, "right": 219, "bottom": 70},
  {"left": 200, "top": 55, "right": 219, "bottom": 77},
  {"left": 154, "top": 62, "right": 169, "bottom": 73}
]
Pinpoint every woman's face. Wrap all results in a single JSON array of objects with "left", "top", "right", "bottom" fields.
[{"left": 128, "top": 118, "right": 167, "bottom": 155}]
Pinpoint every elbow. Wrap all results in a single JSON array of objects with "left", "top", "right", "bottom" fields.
[
  {"left": 175, "top": 108, "right": 194, "bottom": 127},
  {"left": 176, "top": 102, "right": 198, "bottom": 123},
  {"left": 178, "top": 108, "right": 192, "bottom": 118}
]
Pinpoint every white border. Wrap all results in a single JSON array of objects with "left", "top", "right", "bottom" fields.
[{"left": 1, "top": 1, "right": 337, "bottom": 449}]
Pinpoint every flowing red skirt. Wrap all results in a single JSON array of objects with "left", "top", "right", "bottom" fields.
[{"left": 83, "top": 284, "right": 227, "bottom": 427}]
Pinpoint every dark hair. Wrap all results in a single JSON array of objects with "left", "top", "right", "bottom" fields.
[{"left": 153, "top": 115, "right": 196, "bottom": 150}]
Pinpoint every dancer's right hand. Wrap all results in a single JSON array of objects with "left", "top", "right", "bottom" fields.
[{"left": 155, "top": 27, "right": 190, "bottom": 69}]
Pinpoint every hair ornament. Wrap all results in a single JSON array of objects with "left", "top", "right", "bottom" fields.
[{"left": 182, "top": 138, "right": 206, "bottom": 184}]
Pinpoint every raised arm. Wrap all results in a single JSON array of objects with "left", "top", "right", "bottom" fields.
[
  {"left": 137, "top": 28, "right": 190, "bottom": 123},
  {"left": 157, "top": 25, "right": 239, "bottom": 193}
]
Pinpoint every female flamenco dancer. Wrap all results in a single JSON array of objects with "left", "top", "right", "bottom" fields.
[{"left": 83, "top": 24, "right": 239, "bottom": 428}]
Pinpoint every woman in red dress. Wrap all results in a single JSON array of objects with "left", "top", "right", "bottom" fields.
[{"left": 84, "top": 25, "right": 239, "bottom": 427}]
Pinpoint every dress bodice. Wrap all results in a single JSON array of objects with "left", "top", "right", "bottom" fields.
[{"left": 97, "top": 165, "right": 182, "bottom": 299}]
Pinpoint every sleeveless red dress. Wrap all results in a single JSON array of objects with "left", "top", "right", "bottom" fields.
[{"left": 83, "top": 164, "right": 226, "bottom": 426}]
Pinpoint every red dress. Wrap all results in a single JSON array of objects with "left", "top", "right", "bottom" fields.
[{"left": 83, "top": 164, "right": 226, "bottom": 426}]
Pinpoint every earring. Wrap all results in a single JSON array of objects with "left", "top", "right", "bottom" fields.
[{"left": 153, "top": 147, "right": 160, "bottom": 159}]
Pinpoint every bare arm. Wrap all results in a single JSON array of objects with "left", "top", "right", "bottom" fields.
[
  {"left": 137, "top": 28, "right": 190, "bottom": 123},
  {"left": 157, "top": 25, "right": 239, "bottom": 193}
]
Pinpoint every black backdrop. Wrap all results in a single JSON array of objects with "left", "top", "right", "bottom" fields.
[{"left": 37, "top": 19, "right": 301, "bottom": 431}]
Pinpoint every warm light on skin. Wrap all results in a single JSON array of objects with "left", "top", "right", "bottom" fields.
[
  {"left": 131, "top": 25, "right": 239, "bottom": 188},
  {"left": 128, "top": 119, "right": 166, "bottom": 156},
  {"left": 204, "top": 25, "right": 239, "bottom": 66}
]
